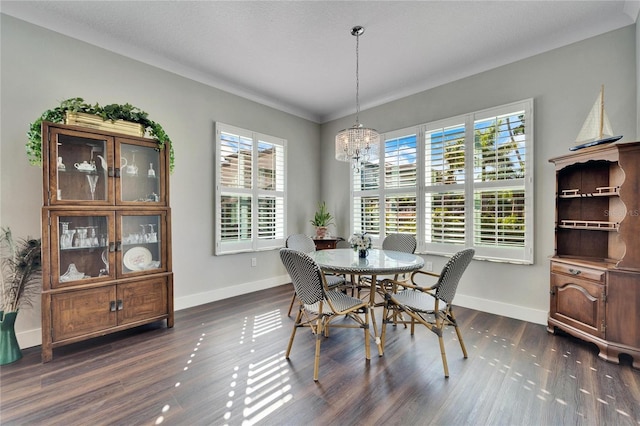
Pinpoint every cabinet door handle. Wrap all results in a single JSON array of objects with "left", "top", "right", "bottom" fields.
[
  {"left": 116, "top": 241, "right": 122, "bottom": 252},
  {"left": 110, "top": 301, "right": 117, "bottom": 312},
  {"left": 117, "top": 299, "right": 123, "bottom": 311},
  {"left": 108, "top": 167, "right": 114, "bottom": 177},
  {"left": 115, "top": 168, "right": 121, "bottom": 178},
  {"left": 109, "top": 242, "right": 116, "bottom": 253},
  {"left": 568, "top": 268, "right": 581, "bottom": 276}
]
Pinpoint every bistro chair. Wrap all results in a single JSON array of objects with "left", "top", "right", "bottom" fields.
[
  {"left": 380, "top": 248, "right": 474, "bottom": 378},
  {"left": 285, "top": 234, "right": 346, "bottom": 316},
  {"left": 280, "top": 248, "right": 371, "bottom": 381}
]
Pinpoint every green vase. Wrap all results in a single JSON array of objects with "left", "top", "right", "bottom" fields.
[{"left": 0, "top": 311, "right": 22, "bottom": 365}]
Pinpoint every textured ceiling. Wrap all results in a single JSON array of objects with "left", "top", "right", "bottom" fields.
[{"left": 2, "top": 1, "right": 639, "bottom": 123}]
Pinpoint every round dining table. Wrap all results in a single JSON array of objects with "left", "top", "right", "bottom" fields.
[{"left": 308, "top": 248, "right": 424, "bottom": 355}]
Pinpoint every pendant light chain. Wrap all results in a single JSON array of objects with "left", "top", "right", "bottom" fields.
[
  {"left": 334, "top": 25, "right": 380, "bottom": 172},
  {"left": 355, "top": 30, "right": 360, "bottom": 126}
]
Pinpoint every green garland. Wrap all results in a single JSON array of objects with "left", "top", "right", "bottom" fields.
[{"left": 27, "top": 98, "right": 175, "bottom": 173}]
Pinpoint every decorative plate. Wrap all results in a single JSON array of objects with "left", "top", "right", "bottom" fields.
[{"left": 123, "top": 246, "right": 152, "bottom": 271}]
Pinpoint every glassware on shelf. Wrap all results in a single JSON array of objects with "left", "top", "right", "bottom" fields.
[
  {"left": 59, "top": 222, "right": 70, "bottom": 248},
  {"left": 147, "top": 224, "right": 157, "bottom": 243},
  {"left": 57, "top": 156, "right": 66, "bottom": 171},
  {"left": 60, "top": 263, "right": 85, "bottom": 282},
  {"left": 88, "top": 226, "right": 99, "bottom": 247},
  {"left": 100, "top": 249, "right": 109, "bottom": 275},
  {"left": 86, "top": 174, "right": 99, "bottom": 200},
  {"left": 124, "top": 151, "right": 138, "bottom": 176},
  {"left": 76, "top": 227, "right": 89, "bottom": 247},
  {"left": 148, "top": 163, "right": 155, "bottom": 178},
  {"left": 63, "top": 229, "right": 76, "bottom": 249}
]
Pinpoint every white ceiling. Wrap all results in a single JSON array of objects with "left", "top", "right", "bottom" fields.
[{"left": 2, "top": 1, "right": 639, "bottom": 123}]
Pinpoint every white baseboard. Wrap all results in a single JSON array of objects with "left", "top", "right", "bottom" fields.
[
  {"left": 16, "top": 327, "right": 42, "bottom": 350},
  {"left": 454, "top": 293, "right": 548, "bottom": 325},
  {"left": 174, "top": 275, "right": 290, "bottom": 311},
  {"left": 17, "top": 276, "right": 546, "bottom": 349}
]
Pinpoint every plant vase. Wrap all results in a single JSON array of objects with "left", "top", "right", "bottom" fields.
[
  {"left": 0, "top": 311, "right": 22, "bottom": 365},
  {"left": 315, "top": 226, "right": 328, "bottom": 239},
  {"left": 358, "top": 249, "right": 368, "bottom": 258}
]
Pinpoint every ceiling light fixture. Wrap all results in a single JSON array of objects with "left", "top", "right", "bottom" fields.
[{"left": 335, "top": 25, "right": 380, "bottom": 173}]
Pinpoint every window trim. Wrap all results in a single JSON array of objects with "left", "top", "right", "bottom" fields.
[{"left": 215, "top": 122, "right": 287, "bottom": 255}]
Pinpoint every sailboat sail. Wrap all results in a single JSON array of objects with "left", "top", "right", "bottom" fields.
[{"left": 571, "top": 85, "right": 622, "bottom": 151}]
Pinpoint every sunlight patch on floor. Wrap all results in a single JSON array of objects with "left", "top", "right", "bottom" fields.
[
  {"left": 216, "top": 309, "right": 293, "bottom": 426},
  {"left": 154, "top": 332, "right": 207, "bottom": 424},
  {"left": 474, "top": 329, "right": 640, "bottom": 424}
]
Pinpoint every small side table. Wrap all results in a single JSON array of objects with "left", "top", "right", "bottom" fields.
[{"left": 313, "top": 238, "right": 340, "bottom": 250}]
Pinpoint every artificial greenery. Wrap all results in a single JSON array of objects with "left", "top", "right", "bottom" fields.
[
  {"left": 310, "top": 201, "right": 334, "bottom": 227},
  {"left": 27, "top": 98, "right": 175, "bottom": 173},
  {"left": 0, "top": 227, "right": 42, "bottom": 313}
]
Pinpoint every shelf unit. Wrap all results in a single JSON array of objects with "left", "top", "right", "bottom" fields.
[
  {"left": 548, "top": 141, "right": 640, "bottom": 369},
  {"left": 41, "top": 121, "right": 173, "bottom": 362}
]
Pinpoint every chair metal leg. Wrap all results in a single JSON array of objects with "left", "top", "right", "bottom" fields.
[
  {"left": 287, "top": 291, "right": 297, "bottom": 316},
  {"left": 438, "top": 334, "right": 450, "bottom": 378},
  {"left": 449, "top": 309, "right": 468, "bottom": 358},
  {"left": 363, "top": 308, "right": 371, "bottom": 360},
  {"left": 313, "top": 317, "right": 324, "bottom": 381},
  {"left": 286, "top": 309, "right": 303, "bottom": 358}
]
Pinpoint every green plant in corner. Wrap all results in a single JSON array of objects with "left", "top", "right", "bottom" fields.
[
  {"left": 27, "top": 97, "right": 175, "bottom": 173},
  {"left": 310, "top": 201, "right": 334, "bottom": 227}
]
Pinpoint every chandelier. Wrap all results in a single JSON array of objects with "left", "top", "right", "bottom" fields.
[{"left": 335, "top": 26, "right": 380, "bottom": 172}]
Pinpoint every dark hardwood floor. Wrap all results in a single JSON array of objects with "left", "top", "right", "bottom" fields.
[{"left": 1, "top": 284, "right": 639, "bottom": 425}]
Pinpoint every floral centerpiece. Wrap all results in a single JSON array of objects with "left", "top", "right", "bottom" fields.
[{"left": 349, "top": 232, "right": 372, "bottom": 258}]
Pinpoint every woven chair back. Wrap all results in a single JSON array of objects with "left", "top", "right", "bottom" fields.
[
  {"left": 434, "top": 249, "right": 475, "bottom": 304},
  {"left": 286, "top": 234, "right": 316, "bottom": 253},
  {"left": 382, "top": 233, "right": 417, "bottom": 254},
  {"left": 280, "top": 248, "right": 325, "bottom": 305}
]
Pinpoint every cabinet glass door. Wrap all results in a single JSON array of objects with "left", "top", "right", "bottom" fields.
[
  {"left": 117, "top": 141, "right": 163, "bottom": 204},
  {"left": 119, "top": 212, "right": 166, "bottom": 276},
  {"left": 52, "top": 212, "right": 114, "bottom": 288},
  {"left": 50, "top": 128, "right": 112, "bottom": 204}
]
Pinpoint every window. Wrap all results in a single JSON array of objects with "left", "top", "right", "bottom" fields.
[
  {"left": 215, "top": 123, "right": 286, "bottom": 254},
  {"left": 352, "top": 99, "right": 533, "bottom": 264}
]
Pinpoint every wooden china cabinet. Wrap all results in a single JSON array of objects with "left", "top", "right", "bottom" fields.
[
  {"left": 40, "top": 121, "right": 173, "bottom": 362},
  {"left": 548, "top": 141, "right": 640, "bottom": 368}
]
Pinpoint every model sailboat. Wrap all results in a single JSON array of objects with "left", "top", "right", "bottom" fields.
[{"left": 570, "top": 85, "right": 623, "bottom": 151}]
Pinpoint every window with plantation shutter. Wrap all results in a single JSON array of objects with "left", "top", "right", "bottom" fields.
[
  {"left": 350, "top": 99, "right": 533, "bottom": 264},
  {"left": 352, "top": 130, "right": 417, "bottom": 244},
  {"left": 215, "top": 123, "right": 286, "bottom": 254}
]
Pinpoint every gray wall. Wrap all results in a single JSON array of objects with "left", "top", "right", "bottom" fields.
[
  {"left": 0, "top": 15, "right": 320, "bottom": 347},
  {"left": 1, "top": 14, "right": 637, "bottom": 348},
  {"left": 322, "top": 24, "right": 638, "bottom": 324}
]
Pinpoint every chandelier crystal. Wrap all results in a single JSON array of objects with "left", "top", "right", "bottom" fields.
[{"left": 335, "top": 26, "right": 380, "bottom": 172}]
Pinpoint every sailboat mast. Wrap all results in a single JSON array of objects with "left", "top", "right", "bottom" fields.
[{"left": 599, "top": 84, "right": 605, "bottom": 140}]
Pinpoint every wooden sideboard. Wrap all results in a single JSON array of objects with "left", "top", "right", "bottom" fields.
[{"left": 548, "top": 141, "right": 640, "bottom": 369}]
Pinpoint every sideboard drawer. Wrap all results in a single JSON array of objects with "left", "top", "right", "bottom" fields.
[{"left": 551, "top": 262, "right": 605, "bottom": 283}]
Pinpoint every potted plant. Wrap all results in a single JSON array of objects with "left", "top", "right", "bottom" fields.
[
  {"left": 0, "top": 227, "right": 42, "bottom": 365},
  {"left": 310, "top": 201, "right": 334, "bottom": 239},
  {"left": 26, "top": 97, "right": 175, "bottom": 173}
]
